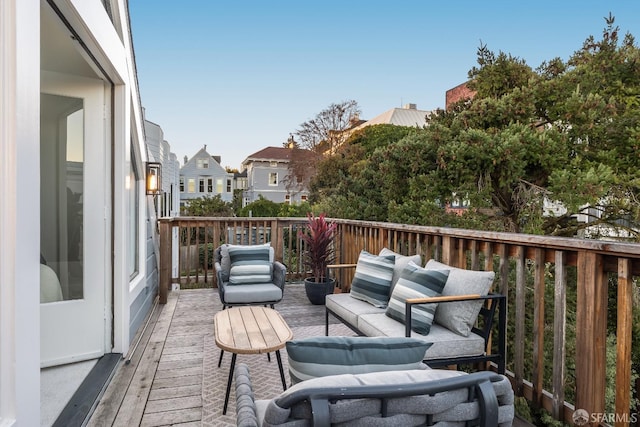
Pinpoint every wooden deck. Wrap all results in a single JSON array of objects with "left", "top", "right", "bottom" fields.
[{"left": 86, "top": 284, "right": 532, "bottom": 426}]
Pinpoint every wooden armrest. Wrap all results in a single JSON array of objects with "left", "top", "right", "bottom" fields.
[
  {"left": 406, "top": 294, "right": 482, "bottom": 304},
  {"left": 327, "top": 264, "right": 357, "bottom": 269}
]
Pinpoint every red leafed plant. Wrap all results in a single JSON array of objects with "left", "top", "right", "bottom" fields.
[{"left": 298, "top": 213, "right": 337, "bottom": 283}]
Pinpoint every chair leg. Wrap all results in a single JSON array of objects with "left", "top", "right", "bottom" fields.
[{"left": 218, "top": 350, "right": 224, "bottom": 367}]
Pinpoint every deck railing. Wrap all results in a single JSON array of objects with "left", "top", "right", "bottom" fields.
[{"left": 158, "top": 216, "right": 640, "bottom": 426}]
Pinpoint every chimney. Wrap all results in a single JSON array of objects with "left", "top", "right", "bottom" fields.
[
  {"left": 403, "top": 103, "right": 417, "bottom": 110},
  {"left": 183, "top": 155, "right": 188, "bottom": 165}
]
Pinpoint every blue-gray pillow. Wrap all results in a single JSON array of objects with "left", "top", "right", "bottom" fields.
[
  {"left": 385, "top": 261, "right": 449, "bottom": 335},
  {"left": 228, "top": 244, "right": 272, "bottom": 284},
  {"left": 349, "top": 250, "right": 395, "bottom": 308},
  {"left": 378, "top": 248, "right": 422, "bottom": 294},
  {"left": 286, "top": 336, "right": 431, "bottom": 384}
]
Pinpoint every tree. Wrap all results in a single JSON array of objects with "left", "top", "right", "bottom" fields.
[
  {"left": 237, "top": 195, "right": 281, "bottom": 217},
  {"left": 295, "top": 100, "right": 361, "bottom": 154},
  {"left": 181, "top": 195, "right": 233, "bottom": 217},
  {"left": 310, "top": 16, "right": 640, "bottom": 240}
]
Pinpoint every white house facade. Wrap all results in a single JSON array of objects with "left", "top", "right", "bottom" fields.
[
  {"left": 179, "top": 146, "right": 234, "bottom": 207},
  {"left": 1, "top": 1, "right": 160, "bottom": 425}
]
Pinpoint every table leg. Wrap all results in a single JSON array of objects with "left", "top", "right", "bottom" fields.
[
  {"left": 223, "top": 353, "right": 237, "bottom": 415},
  {"left": 218, "top": 349, "right": 224, "bottom": 367},
  {"left": 275, "top": 350, "right": 287, "bottom": 390}
]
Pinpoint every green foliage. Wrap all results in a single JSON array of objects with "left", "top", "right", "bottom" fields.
[
  {"left": 181, "top": 195, "right": 233, "bottom": 217},
  {"left": 311, "top": 17, "right": 640, "bottom": 239},
  {"left": 237, "top": 195, "right": 281, "bottom": 217}
]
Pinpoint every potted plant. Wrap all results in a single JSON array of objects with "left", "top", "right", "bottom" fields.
[{"left": 298, "top": 212, "right": 337, "bottom": 304}]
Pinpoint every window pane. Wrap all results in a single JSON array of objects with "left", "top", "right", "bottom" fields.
[
  {"left": 40, "top": 93, "right": 84, "bottom": 301},
  {"left": 127, "top": 147, "right": 139, "bottom": 279}
]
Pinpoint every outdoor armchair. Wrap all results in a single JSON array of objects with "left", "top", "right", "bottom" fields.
[{"left": 214, "top": 244, "right": 286, "bottom": 308}]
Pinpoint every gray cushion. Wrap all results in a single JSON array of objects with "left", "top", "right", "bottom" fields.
[
  {"left": 385, "top": 261, "right": 449, "bottom": 335},
  {"left": 357, "top": 313, "right": 486, "bottom": 359},
  {"left": 426, "top": 259, "right": 495, "bottom": 337},
  {"left": 286, "top": 336, "right": 430, "bottom": 384},
  {"left": 222, "top": 283, "right": 282, "bottom": 304},
  {"left": 379, "top": 248, "right": 422, "bottom": 293},
  {"left": 220, "top": 243, "right": 274, "bottom": 276},
  {"left": 228, "top": 244, "right": 272, "bottom": 285},
  {"left": 349, "top": 250, "right": 395, "bottom": 308},
  {"left": 325, "top": 293, "right": 384, "bottom": 327}
]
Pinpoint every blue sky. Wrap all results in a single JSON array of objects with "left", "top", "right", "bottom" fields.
[{"left": 129, "top": 1, "right": 640, "bottom": 170}]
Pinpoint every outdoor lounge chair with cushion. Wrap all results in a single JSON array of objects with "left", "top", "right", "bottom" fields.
[
  {"left": 234, "top": 363, "right": 515, "bottom": 426},
  {"left": 214, "top": 243, "right": 286, "bottom": 308}
]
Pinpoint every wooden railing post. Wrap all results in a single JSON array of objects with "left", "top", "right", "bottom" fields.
[
  {"left": 159, "top": 219, "right": 171, "bottom": 304},
  {"left": 616, "top": 258, "right": 632, "bottom": 427},
  {"left": 575, "top": 251, "right": 607, "bottom": 417}
]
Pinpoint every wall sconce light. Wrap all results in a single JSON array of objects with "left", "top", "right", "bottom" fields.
[{"left": 146, "top": 162, "right": 162, "bottom": 195}]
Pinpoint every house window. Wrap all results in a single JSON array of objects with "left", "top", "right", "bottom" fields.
[
  {"left": 207, "top": 178, "right": 213, "bottom": 193},
  {"left": 179, "top": 177, "right": 184, "bottom": 192},
  {"left": 216, "top": 178, "right": 223, "bottom": 193},
  {"left": 284, "top": 194, "right": 291, "bottom": 205},
  {"left": 226, "top": 179, "right": 232, "bottom": 192},
  {"left": 199, "top": 178, "right": 205, "bottom": 193},
  {"left": 127, "top": 149, "right": 139, "bottom": 281},
  {"left": 188, "top": 178, "right": 195, "bottom": 193},
  {"left": 268, "top": 172, "right": 278, "bottom": 186},
  {"left": 197, "top": 158, "right": 209, "bottom": 169},
  {"left": 270, "top": 161, "right": 278, "bottom": 167},
  {"left": 301, "top": 195, "right": 308, "bottom": 202}
]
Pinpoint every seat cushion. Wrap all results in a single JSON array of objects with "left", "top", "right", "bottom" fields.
[
  {"left": 385, "top": 261, "right": 449, "bottom": 335},
  {"left": 357, "top": 313, "right": 486, "bottom": 359},
  {"left": 286, "top": 336, "right": 430, "bottom": 384},
  {"left": 349, "top": 250, "right": 395, "bottom": 308},
  {"left": 426, "top": 259, "right": 495, "bottom": 337},
  {"left": 379, "top": 248, "right": 422, "bottom": 293},
  {"left": 222, "top": 283, "right": 282, "bottom": 304},
  {"left": 326, "top": 293, "right": 384, "bottom": 327},
  {"left": 227, "top": 244, "right": 273, "bottom": 285}
]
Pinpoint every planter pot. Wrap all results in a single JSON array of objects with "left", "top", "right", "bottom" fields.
[{"left": 304, "top": 278, "right": 336, "bottom": 305}]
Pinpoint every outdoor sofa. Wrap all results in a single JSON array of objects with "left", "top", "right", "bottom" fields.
[
  {"left": 234, "top": 361, "right": 515, "bottom": 426},
  {"left": 325, "top": 249, "right": 507, "bottom": 374}
]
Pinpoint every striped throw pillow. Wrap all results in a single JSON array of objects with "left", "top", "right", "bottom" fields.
[
  {"left": 228, "top": 245, "right": 272, "bottom": 285},
  {"left": 349, "top": 250, "right": 395, "bottom": 308},
  {"left": 286, "top": 336, "right": 431, "bottom": 384},
  {"left": 385, "top": 261, "right": 449, "bottom": 335}
]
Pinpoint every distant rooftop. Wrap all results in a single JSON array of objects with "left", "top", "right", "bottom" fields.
[{"left": 353, "top": 104, "right": 431, "bottom": 130}]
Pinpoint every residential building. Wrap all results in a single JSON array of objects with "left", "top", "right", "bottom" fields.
[
  {"left": 445, "top": 81, "right": 477, "bottom": 110},
  {"left": 145, "top": 117, "right": 181, "bottom": 218},
  {"left": 241, "top": 146, "right": 311, "bottom": 207},
  {"left": 353, "top": 103, "right": 432, "bottom": 130},
  {"left": 2, "top": 1, "right": 162, "bottom": 424},
  {"left": 179, "top": 146, "right": 234, "bottom": 208}
]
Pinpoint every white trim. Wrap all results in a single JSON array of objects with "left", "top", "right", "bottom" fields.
[{"left": 0, "top": 0, "right": 40, "bottom": 425}]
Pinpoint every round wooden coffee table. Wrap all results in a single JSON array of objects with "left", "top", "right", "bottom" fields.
[{"left": 214, "top": 306, "right": 293, "bottom": 415}]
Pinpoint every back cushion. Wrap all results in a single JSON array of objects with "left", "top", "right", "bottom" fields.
[
  {"left": 426, "top": 259, "right": 495, "bottom": 337},
  {"left": 286, "top": 336, "right": 431, "bottom": 384},
  {"left": 385, "top": 261, "right": 449, "bottom": 335},
  {"left": 379, "top": 248, "right": 422, "bottom": 293},
  {"left": 349, "top": 250, "right": 395, "bottom": 308},
  {"left": 227, "top": 244, "right": 273, "bottom": 285}
]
